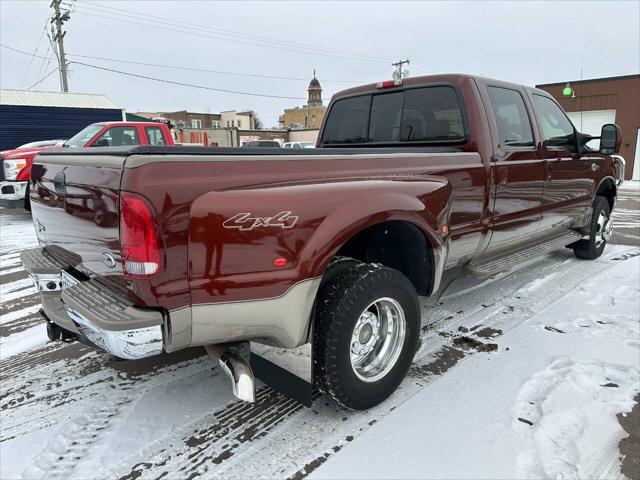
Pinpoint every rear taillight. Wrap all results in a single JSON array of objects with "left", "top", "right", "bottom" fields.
[{"left": 120, "top": 192, "right": 164, "bottom": 278}]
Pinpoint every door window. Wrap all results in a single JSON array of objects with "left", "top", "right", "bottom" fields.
[
  {"left": 533, "top": 95, "right": 576, "bottom": 151},
  {"left": 93, "top": 126, "right": 140, "bottom": 146},
  {"left": 145, "top": 126, "right": 166, "bottom": 145},
  {"left": 487, "top": 87, "right": 534, "bottom": 148}
]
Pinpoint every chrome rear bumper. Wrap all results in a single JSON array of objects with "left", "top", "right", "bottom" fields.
[
  {"left": 65, "top": 306, "right": 163, "bottom": 360},
  {"left": 20, "top": 247, "right": 164, "bottom": 360}
]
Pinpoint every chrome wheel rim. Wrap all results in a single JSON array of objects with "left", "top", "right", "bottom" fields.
[
  {"left": 350, "top": 297, "right": 406, "bottom": 383},
  {"left": 595, "top": 211, "right": 612, "bottom": 247}
]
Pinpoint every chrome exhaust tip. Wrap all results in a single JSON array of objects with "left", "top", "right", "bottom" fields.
[
  {"left": 219, "top": 351, "right": 256, "bottom": 403},
  {"left": 205, "top": 344, "right": 256, "bottom": 403}
]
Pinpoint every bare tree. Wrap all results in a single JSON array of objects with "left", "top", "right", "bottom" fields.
[{"left": 253, "top": 113, "right": 264, "bottom": 130}]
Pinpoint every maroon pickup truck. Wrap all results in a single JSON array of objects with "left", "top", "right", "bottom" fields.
[{"left": 22, "top": 74, "right": 625, "bottom": 410}]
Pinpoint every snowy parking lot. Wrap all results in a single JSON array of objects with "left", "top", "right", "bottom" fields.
[{"left": 1, "top": 184, "right": 639, "bottom": 480}]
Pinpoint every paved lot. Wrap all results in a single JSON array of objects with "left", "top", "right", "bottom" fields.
[{"left": 0, "top": 184, "right": 638, "bottom": 479}]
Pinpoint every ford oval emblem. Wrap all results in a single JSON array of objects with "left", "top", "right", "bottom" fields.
[{"left": 102, "top": 252, "right": 117, "bottom": 269}]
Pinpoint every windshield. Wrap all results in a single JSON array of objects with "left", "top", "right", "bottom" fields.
[
  {"left": 65, "top": 124, "right": 103, "bottom": 147},
  {"left": 301, "top": 143, "right": 315, "bottom": 148}
]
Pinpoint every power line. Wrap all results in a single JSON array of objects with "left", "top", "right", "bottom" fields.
[
  {"left": 1, "top": 42, "right": 364, "bottom": 86},
  {"left": 70, "top": 61, "right": 308, "bottom": 100},
  {"left": 78, "top": 1, "right": 459, "bottom": 73},
  {"left": 73, "top": 7, "right": 394, "bottom": 65},
  {"left": 26, "top": 67, "right": 58, "bottom": 90},
  {"left": 34, "top": 44, "right": 53, "bottom": 82},
  {"left": 19, "top": 21, "right": 49, "bottom": 89},
  {"left": 78, "top": 1, "right": 393, "bottom": 63},
  {"left": 2, "top": 43, "right": 306, "bottom": 98},
  {"left": 66, "top": 53, "right": 365, "bottom": 84}
]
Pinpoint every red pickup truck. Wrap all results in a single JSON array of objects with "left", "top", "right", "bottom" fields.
[
  {"left": 0, "top": 121, "right": 173, "bottom": 210},
  {"left": 22, "top": 74, "right": 625, "bottom": 410}
]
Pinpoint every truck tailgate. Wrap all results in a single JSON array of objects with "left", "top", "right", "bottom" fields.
[{"left": 29, "top": 153, "right": 126, "bottom": 289}]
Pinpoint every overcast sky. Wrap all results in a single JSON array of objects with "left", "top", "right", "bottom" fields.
[{"left": 1, "top": 0, "right": 638, "bottom": 127}]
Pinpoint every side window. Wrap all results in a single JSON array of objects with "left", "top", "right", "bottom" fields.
[
  {"left": 401, "top": 86, "right": 465, "bottom": 141},
  {"left": 487, "top": 87, "right": 534, "bottom": 147},
  {"left": 145, "top": 126, "right": 166, "bottom": 146},
  {"left": 368, "top": 92, "right": 403, "bottom": 142},
  {"left": 94, "top": 126, "right": 140, "bottom": 147},
  {"left": 321, "top": 95, "right": 370, "bottom": 144},
  {"left": 533, "top": 95, "right": 576, "bottom": 151}
]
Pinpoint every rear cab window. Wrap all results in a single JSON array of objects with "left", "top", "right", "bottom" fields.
[{"left": 321, "top": 85, "right": 466, "bottom": 146}]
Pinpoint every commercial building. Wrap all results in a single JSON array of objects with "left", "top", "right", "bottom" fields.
[
  {"left": 279, "top": 73, "right": 326, "bottom": 129},
  {"left": 0, "top": 89, "right": 123, "bottom": 151},
  {"left": 221, "top": 110, "right": 255, "bottom": 129},
  {"left": 536, "top": 74, "right": 640, "bottom": 180},
  {"left": 136, "top": 110, "right": 255, "bottom": 130}
]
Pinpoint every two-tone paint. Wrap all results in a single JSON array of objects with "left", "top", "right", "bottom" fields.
[{"left": 28, "top": 74, "right": 620, "bottom": 353}]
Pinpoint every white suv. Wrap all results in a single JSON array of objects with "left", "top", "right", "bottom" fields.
[{"left": 283, "top": 142, "right": 315, "bottom": 149}]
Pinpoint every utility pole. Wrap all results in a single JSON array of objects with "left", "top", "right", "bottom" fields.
[
  {"left": 392, "top": 59, "right": 410, "bottom": 80},
  {"left": 50, "top": 0, "right": 70, "bottom": 92}
]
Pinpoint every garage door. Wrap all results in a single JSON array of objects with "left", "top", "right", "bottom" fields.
[{"left": 566, "top": 109, "right": 616, "bottom": 150}]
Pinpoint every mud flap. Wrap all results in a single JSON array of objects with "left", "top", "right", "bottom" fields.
[{"left": 250, "top": 342, "right": 313, "bottom": 407}]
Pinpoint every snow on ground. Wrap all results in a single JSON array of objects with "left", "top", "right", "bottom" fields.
[
  {"left": 309, "top": 255, "right": 640, "bottom": 480},
  {"left": 0, "top": 191, "right": 639, "bottom": 480}
]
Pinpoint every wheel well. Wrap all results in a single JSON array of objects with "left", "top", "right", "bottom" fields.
[
  {"left": 597, "top": 178, "right": 616, "bottom": 211},
  {"left": 333, "top": 220, "right": 433, "bottom": 296}
]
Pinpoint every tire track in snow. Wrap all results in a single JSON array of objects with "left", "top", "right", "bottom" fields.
[
  {"left": 0, "top": 344, "right": 209, "bottom": 443},
  {"left": 2, "top": 203, "right": 637, "bottom": 479},
  {"left": 115, "top": 388, "right": 310, "bottom": 480},
  {"left": 282, "top": 248, "right": 636, "bottom": 480},
  {"left": 111, "top": 249, "right": 619, "bottom": 480}
]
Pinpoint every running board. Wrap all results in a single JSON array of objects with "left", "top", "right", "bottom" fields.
[{"left": 466, "top": 231, "right": 581, "bottom": 276}]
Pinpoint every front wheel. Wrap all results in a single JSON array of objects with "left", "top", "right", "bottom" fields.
[
  {"left": 572, "top": 195, "right": 611, "bottom": 260},
  {"left": 313, "top": 261, "right": 420, "bottom": 410}
]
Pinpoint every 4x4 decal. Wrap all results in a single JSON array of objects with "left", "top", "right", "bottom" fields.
[{"left": 223, "top": 211, "right": 298, "bottom": 231}]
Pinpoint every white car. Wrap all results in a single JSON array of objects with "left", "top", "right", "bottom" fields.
[{"left": 283, "top": 142, "right": 315, "bottom": 149}]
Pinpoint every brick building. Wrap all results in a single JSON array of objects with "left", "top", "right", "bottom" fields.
[
  {"left": 536, "top": 74, "right": 640, "bottom": 180},
  {"left": 279, "top": 73, "right": 326, "bottom": 129}
]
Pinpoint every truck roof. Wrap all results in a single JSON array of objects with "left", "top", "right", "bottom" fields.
[
  {"left": 331, "top": 73, "right": 548, "bottom": 99},
  {"left": 91, "top": 121, "right": 168, "bottom": 127}
]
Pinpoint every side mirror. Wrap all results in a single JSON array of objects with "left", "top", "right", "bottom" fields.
[
  {"left": 91, "top": 138, "right": 110, "bottom": 147},
  {"left": 599, "top": 124, "right": 621, "bottom": 154}
]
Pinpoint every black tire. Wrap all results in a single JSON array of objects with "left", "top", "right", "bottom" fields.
[
  {"left": 319, "top": 256, "right": 360, "bottom": 289},
  {"left": 313, "top": 262, "right": 420, "bottom": 410},
  {"left": 24, "top": 183, "right": 31, "bottom": 212},
  {"left": 572, "top": 196, "right": 611, "bottom": 260}
]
